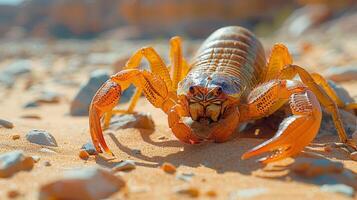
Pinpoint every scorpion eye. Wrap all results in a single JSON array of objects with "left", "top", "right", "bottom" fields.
[
  {"left": 189, "top": 86, "right": 195, "bottom": 94},
  {"left": 216, "top": 87, "right": 223, "bottom": 95}
]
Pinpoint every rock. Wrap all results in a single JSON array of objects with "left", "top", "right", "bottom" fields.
[
  {"left": 79, "top": 150, "right": 89, "bottom": 160},
  {"left": 232, "top": 188, "right": 268, "bottom": 199},
  {"left": 0, "top": 119, "right": 14, "bottom": 129},
  {"left": 0, "top": 150, "right": 35, "bottom": 178},
  {"left": 11, "top": 134, "right": 20, "bottom": 140},
  {"left": 176, "top": 172, "right": 195, "bottom": 182},
  {"left": 39, "top": 148, "right": 57, "bottom": 154},
  {"left": 0, "top": 60, "right": 32, "bottom": 87},
  {"left": 26, "top": 129, "right": 57, "bottom": 147},
  {"left": 327, "top": 80, "right": 354, "bottom": 104},
  {"left": 44, "top": 161, "right": 51, "bottom": 167},
  {"left": 320, "top": 184, "right": 355, "bottom": 197},
  {"left": 34, "top": 91, "right": 62, "bottom": 104},
  {"left": 174, "top": 186, "right": 200, "bottom": 198},
  {"left": 70, "top": 69, "right": 109, "bottom": 116},
  {"left": 319, "top": 108, "right": 356, "bottom": 137},
  {"left": 350, "top": 152, "right": 357, "bottom": 161},
  {"left": 81, "top": 142, "right": 98, "bottom": 155},
  {"left": 291, "top": 157, "right": 344, "bottom": 177},
  {"left": 109, "top": 112, "right": 154, "bottom": 130},
  {"left": 32, "top": 156, "right": 41, "bottom": 163},
  {"left": 132, "top": 149, "right": 141, "bottom": 155},
  {"left": 324, "top": 66, "right": 357, "bottom": 83},
  {"left": 161, "top": 162, "right": 176, "bottom": 174},
  {"left": 206, "top": 190, "right": 217, "bottom": 197},
  {"left": 112, "top": 160, "right": 136, "bottom": 172},
  {"left": 7, "top": 190, "right": 20, "bottom": 199},
  {"left": 39, "top": 167, "right": 125, "bottom": 200}
]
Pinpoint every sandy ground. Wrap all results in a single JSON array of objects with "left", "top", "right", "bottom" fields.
[{"left": 0, "top": 36, "right": 356, "bottom": 200}]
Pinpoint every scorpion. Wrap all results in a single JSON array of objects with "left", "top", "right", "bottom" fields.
[{"left": 89, "top": 26, "right": 357, "bottom": 163}]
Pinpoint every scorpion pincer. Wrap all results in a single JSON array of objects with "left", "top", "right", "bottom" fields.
[{"left": 89, "top": 26, "right": 357, "bottom": 163}]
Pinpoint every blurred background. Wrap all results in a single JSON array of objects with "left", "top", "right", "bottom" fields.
[{"left": 0, "top": 0, "right": 356, "bottom": 40}]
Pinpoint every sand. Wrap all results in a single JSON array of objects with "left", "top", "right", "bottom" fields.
[{"left": 0, "top": 36, "right": 356, "bottom": 199}]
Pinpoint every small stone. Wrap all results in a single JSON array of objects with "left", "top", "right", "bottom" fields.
[
  {"left": 291, "top": 157, "right": 344, "bottom": 177},
  {"left": 176, "top": 172, "right": 195, "bottom": 182},
  {"left": 35, "top": 91, "right": 61, "bottom": 104},
  {"left": 112, "top": 160, "right": 136, "bottom": 172},
  {"left": 206, "top": 190, "right": 217, "bottom": 197},
  {"left": 39, "top": 148, "right": 57, "bottom": 154},
  {"left": 109, "top": 112, "right": 155, "bottom": 130},
  {"left": 81, "top": 142, "right": 97, "bottom": 155},
  {"left": 79, "top": 150, "right": 89, "bottom": 160},
  {"left": 0, "top": 59, "right": 32, "bottom": 87},
  {"left": 158, "top": 136, "right": 167, "bottom": 140},
  {"left": 39, "top": 167, "right": 125, "bottom": 200},
  {"left": 132, "top": 149, "right": 141, "bottom": 155},
  {"left": 0, "top": 119, "right": 14, "bottom": 129},
  {"left": 161, "top": 162, "right": 176, "bottom": 174},
  {"left": 23, "top": 101, "right": 39, "bottom": 108},
  {"left": 26, "top": 129, "right": 57, "bottom": 147},
  {"left": 11, "top": 134, "right": 20, "bottom": 140},
  {"left": 233, "top": 188, "right": 268, "bottom": 199},
  {"left": 7, "top": 190, "right": 20, "bottom": 198},
  {"left": 324, "top": 66, "right": 357, "bottom": 82},
  {"left": 350, "top": 152, "right": 357, "bottom": 161},
  {"left": 32, "top": 156, "right": 41, "bottom": 163},
  {"left": 70, "top": 70, "right": 110, "bottom": 116},
  {"left": 175, "top": 186, "right": 200, "bottom": 198},
  {"left": 0, "top": 150, "right": 34, "bottom": 178},
  {"left": 320, "top": 184, "right": 355, "bottom": 197},
  {"left": 44, "top": 161, "right": 51, "bottom": 167}
]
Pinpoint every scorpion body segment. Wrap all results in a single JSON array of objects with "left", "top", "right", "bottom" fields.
[{"left": 89, "top": 26, "right": 357, "bottom": 163}]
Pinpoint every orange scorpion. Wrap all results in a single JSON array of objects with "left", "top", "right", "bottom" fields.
[{"left": 89, "top": 26, "right": 357, "bottom": 163}]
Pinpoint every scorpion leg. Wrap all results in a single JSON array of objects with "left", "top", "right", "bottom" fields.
[
  {"left": 170, "top": 36, "right": 190, "bottom": 90},
  {"left": 311, "top": 73, "right": 357, "bottom": 113},
  {"left": 90, "top": 69, "right": 174, "bottom": 154},
  {"left": 279, "top": 64, "right": 357, "bottom": 152},
  {"left": 241, "top": 80, "right": 322, "bottom": 163},
  {"left": 102, "top": 47, "right": 174, "bottom": 129},
  {"left": 263, "top": 43, "right": 292, "bottom": 82}
]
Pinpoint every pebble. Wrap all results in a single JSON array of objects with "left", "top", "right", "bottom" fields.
[
  {"left": 0, "top": 150, "right": 34, "bottom": 178},
  {"left": 81, "top": 142, "right": 98, "bottom": 155},
  {"left": 350, "top": 152, "right": 357, "bottom": 161},
  {"left": 0, "top": 59, "right": 32, "bottom": 87},
  {"left": 112, "top": 160, "right": 136, "bottom": 172},
  {"left": 39, "top": 167, "right": 125, "bottom": 200},
  {"left": 109, "top": 112, "right": 155, "bottom": 130},
  {"left": 206, "top": 190, "right": 217, "bottom": 197},
  {"left": 69, "top": 69, "right": 110, "bottom": 116},
  {"left": 78, "top": 150, "right": 89, "bottom": 160},
  {"left": 132, "top": 149, "right": 141, "bottom": 155},
  {"left": 161, "top": 162, "right": 176, "bottom": 174},
  {"left": 26, "top": 129, "right": 58, "bottom": 147},
  {"left": 291, "top": 157, "right": 344, "bottom": 177},
  {"left": 320, "top": 184, "right": 355, "bottom": 197},
  {"left": 32, "top": 156, "right": 41, "bottom": 163},
  {"left": 175, "top": 186, "right": 200, "bottom": 198},
  {"left": 7, "top": 190, "right": 20, "bottom": 198},
  {"left": 0, "top": 119, "right": 14, "bottom": 129},
  {"left": 44, "top": 161, "right": 51, "bottom": 167},
  {"left": 319, "top": 108, "right": 356, "bottom": 137},
  {"left": 11, "top": 134, "right": 20, "bottom": 140},
  {"left": 327, "top": 80, "right": 354, "bottom": 104},
  {"left": 176, "top": 172, "right": 195, "bottom": 182},
  {"left": 324, "top": 66, "right": 357, "bottom": 82},
  {"left": 232, "top": 188, "right": 269, "bottom": 199}
]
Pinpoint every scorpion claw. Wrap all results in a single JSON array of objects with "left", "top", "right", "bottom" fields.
[{"left": 242, "top": 95, "right": 322, "bottom": 164}]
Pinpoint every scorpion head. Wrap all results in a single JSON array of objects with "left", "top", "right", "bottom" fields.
[{"left": 186, "top": 85, "right": 229, "bottom": 123}]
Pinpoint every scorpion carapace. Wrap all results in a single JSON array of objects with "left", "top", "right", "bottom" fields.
[{"left": 89, "top": 26, "right": 357, "bottom": 163}]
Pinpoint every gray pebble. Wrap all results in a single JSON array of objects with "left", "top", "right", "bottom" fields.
[
  {"left": 0, "top": 150, "right": 34, "bottom": 178},
  {"left": 320, "top": 184, "right": 355, "bottom": 197},
  {"left": 0, "top": 119, "right": 14, "bottom": 129},
  {"left": 26, "top": 130, "right": 58, "bottom": 147},
  {"left": 112, "top": 160, "right": 136, "bottom": 172},
  {"left": 81, "top": 142, "right": 98, "bottom": 155},
  {"left": 109, "top": 112, "right": 154, "bottom": 130}
]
